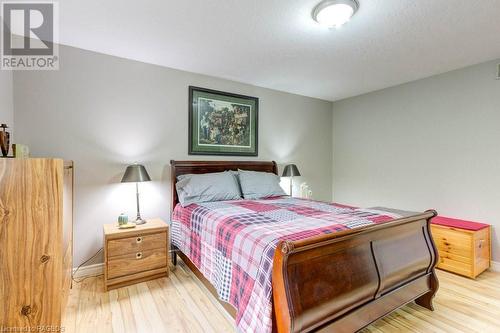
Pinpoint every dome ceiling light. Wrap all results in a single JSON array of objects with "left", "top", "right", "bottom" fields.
[{"left": 312, "top": 0, "right": 359, "bottom": 28}]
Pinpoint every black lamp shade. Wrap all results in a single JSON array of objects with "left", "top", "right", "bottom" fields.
[
  {"left": 282, "top": 164, "right": 301, "bottom": 177},
  {"left": 121, "top": 164, "right": 151, "bottom": 183}
]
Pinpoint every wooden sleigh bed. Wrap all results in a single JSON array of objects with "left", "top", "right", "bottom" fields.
[{"left": 170, "top": 160, "right": 439, "bottom": 333}]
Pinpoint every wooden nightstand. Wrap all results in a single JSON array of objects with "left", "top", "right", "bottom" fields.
[{"left": 103, "top": 218, "right": 169, "bottom": 291}]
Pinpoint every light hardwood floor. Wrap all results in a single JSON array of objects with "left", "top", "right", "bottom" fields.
[{"left": 63, "top": 261, "right": 500, "bottom": 333}]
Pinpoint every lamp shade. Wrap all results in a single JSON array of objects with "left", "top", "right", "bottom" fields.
[
  {"left": 121, "top": 164, "right": 151, "bottom": 183},
  {"left": 282, "top": 164, "right": 301, "bottom": 177}
]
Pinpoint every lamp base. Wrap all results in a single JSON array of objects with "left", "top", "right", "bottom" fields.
[{"left": 134, "top": 217, "right": 147, "bottom": 225}]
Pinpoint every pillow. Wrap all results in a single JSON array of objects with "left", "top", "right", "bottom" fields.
[
  {"left": 177, "top": 173, "right": 192, "bottom": 181},
  {"left": 177, "top": 170, "right": 238, "bottom": 181},
  {"left": 175, "top": 171, "right": 241, "bottom": 207},
  {"left": 238, "top": 169, "right": 287, "bottom": 199}
]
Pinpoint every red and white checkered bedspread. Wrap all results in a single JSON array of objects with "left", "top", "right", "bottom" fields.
[{"left": 171, "top": 197, "right": 401, "bottom": 333}]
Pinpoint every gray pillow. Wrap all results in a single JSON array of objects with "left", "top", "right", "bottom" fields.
[
  {"left": 177, "top": 170, "right": 238, "bottom": 181},
  {"left": 175, "top": 171, "right": 242, "bottom": 207},
  {"left": 238, "top": 169, "right": 287, "bottom": 199}
]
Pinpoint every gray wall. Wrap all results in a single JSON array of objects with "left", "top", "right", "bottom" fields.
[
  {"left": 13, "top": 45, "right": 334, "bottom": 266},
  {"left": 332, "top": 59, "right": 500, "bottom": 261},
  {"left": 0, "top": 70, "right": 14, "bottom": 135}
]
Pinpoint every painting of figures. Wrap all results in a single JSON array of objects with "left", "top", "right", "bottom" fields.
[{"left": 189, "top": 86, "right": 258, "bottom": 156}]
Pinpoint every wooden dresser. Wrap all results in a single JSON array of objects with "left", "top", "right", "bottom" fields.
[
  {"left": 0, "top": 158, "right": 73, "bottom": 329},
  {"left": 103, "top": 218, "right": 169, "bottom": 291}
]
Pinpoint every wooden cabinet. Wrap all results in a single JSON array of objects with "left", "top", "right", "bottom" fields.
[
  {"left": 431, "top": 224, "right": 490, "bottom": 278},
  {"left": 0, "top": 158, "right": 73, "bottom": 329},
  {"left": 103, "top": 218, "right": 169, "bottom": 291}
]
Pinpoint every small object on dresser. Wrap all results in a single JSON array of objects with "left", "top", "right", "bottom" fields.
[
  {"left": 118, "top": 213, "right": 129, "bottom": 225},
  {"left": 300, "top": 183, "right": 313, "bottom": 199},
  {"left": 117, "top": 213, "right": 135, "bottom": 229},
  {"left": 12, "top": 144, "right": 30, "bottom": 158},
  {"left": 0, "top": 123, "right": 11, "bottom": 157},
  {"left": 118, "top": 223, "right": 136, "bottom": 229}
]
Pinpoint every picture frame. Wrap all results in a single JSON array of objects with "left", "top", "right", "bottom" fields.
[{"left": 188, "top": 86, "right": 259, "bottom": 156}]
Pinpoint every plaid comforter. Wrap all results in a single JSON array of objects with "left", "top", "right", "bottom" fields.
[{"left": 171, "top": 197, "right": 401, "bottom": 333}]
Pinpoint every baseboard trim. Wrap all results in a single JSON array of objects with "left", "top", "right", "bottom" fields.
[
  {"left": 73, "top": 263, "right": 104, "bottom": 278},
  {"left": 490, "top": 260, "right": 500, "bottom": 272}
]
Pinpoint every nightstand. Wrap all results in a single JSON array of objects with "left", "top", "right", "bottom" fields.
[{"left": 103, "top": 218, "right": 169, "bottom": 291}]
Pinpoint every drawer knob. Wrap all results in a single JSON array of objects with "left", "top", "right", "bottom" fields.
[
  {"left": 136, "top": 252, "right": 143, "bottom": 259},
  {"left": 40, "top": 255, "right": 50, "bottom": 263},
  {"left": 136, "top": 237, "right": 143, "bottom": 243},
  {"left": 479, "top": 239, "right": 484, "bottom": 248}
]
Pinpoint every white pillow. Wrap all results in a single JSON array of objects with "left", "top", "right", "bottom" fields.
[{"left": 238, "top": 169, "right": 286, "bottom": 199}]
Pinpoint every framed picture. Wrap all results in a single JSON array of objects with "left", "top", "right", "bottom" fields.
[{"left": 189, "top": 86, "right": 258, "bottom": 156}]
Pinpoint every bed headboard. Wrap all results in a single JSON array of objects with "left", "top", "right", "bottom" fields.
[{"left": 170, "top": 160, "right": 278, "bottom": 212}]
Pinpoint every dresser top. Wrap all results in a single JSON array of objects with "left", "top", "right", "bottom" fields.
[{"left": 103, "top": 218, "right": 168, "bottom": 238}]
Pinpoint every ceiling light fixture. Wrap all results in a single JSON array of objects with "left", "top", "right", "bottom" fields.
[{"left": 312, "top": 0, "right": 359, "bottom": 28}]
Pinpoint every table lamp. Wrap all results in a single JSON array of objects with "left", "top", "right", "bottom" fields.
[
  {"left": 121, "top": 164, "right": 151, "bottom": 225},
  {"left": 282, "top": 164, "right": 301, "bottom": 197}
]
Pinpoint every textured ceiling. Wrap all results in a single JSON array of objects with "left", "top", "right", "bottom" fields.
[{"left": 60, "top": 0, "right": 500, "bottom": 101}]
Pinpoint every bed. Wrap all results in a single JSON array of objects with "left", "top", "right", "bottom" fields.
[{"left": 170, "top": 160, "right": 439, "bottom": 333}]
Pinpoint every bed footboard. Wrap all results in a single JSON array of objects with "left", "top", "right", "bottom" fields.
[{"left": 272, "top": 210, "right": 438, "bottom": 333}]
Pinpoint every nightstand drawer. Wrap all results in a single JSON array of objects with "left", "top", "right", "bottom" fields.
[
  {"left": 107, "top": 232, "right": 167, "bottom": 257},
  {"left": 107, "top": 248, "right": 167, "bottom": 279}
]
